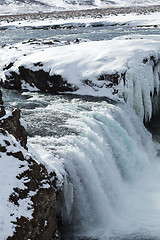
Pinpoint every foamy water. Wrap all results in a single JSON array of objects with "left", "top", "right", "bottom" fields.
[{"left": 3, "top": 89, "right": 160, "bottom": 239}]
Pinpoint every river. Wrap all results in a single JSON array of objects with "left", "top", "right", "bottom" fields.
[{"left": 1, "top": 21, "right": 160, "bottom": 240}]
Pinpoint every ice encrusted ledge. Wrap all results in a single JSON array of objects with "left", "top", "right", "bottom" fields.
[{"left": 0, "top": 35, "right": 160, "bottom": 122}]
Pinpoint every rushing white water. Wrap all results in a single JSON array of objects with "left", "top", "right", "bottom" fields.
[
  {"left": 4, "top": 89, "right": 160, "bottom": 240},
  {"left": 53, "top": 100, "right": 160, "bottom": 239},
  {"left": 0, "top": 8, "right": 160, "bottom": 237}
]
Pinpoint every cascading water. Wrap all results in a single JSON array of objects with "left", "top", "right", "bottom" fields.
[
  {"left": 5, "top": 89, "right": 160, "bottom": 240},
  {"left": 0, "top": 8, "right": 160, "bottom": 237},
  {"left": 54, "top": 101, "right": 160, "bottom": 240}
]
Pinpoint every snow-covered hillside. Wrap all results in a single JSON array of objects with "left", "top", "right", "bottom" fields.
[{"left": 0, "top": 0, "right": 160, "bottom": 15}]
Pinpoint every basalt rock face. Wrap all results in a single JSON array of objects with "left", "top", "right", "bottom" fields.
[
  {"left": 2, "top": 66, "right": 78, "bottom": 93},
  {"left": 0, "top": 90, "right": 61, "bottom": 240}
]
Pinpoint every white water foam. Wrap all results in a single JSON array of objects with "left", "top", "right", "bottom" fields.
[
  {"left": 57, "top": 102, "right": 160, "bottom": 239},
  {"left": 27, "top": 98, "right": 160, "bottom": 239}
]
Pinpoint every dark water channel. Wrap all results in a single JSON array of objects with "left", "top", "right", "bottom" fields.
[{"left": 146, "top": 115, "right": 160, "bottom": 143}]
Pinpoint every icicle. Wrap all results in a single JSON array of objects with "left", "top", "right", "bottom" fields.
[
  {"left": 124, "top": 58, "right": 160, "bottom": 122},
  {"left": 58, "top": 176, "right": 73, "bottom": 223}
]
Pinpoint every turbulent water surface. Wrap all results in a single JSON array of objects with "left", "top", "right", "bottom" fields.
[
  {"left": 1, "top": 22, "right": 160, "bottom": 240},
  {"left": 0, "top": 25, "right": 160, "bottom": 45},
  {"left": 2, "top": 88, "right": 160, "bottom": 240}
]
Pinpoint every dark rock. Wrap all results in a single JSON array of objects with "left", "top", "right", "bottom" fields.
[
  {"left": 8, "top": 161, "right": 58, "bottom": 240},
  {"left": 3, "top": 62, "right": 14, "bottom": 71},
  {"left": 0, "top": 128, "right": 59, "bottom": 240},
  {"left": 34, "top": 62, "right": 43, "bottom": 67},
  {"left": 98, "top": 73, "right": 120, "bottom": 84},
  {"left": 0, "top": 92, "right": 61, "bottom": 240},
  {"left": 74, "top": 38, "right": 80, "bottom": 43},
  {"left": 0, "top": 108, "right": 27, "bottom": 149},
  {"left": 0, "top": 143, "right": 7, "bottom": 152},
  {"left": 2, "top": 71, "right": 22, "bottom": 89},
  {"left": 0, "top": 90, "right": 6, "bottom": 117},
  {"left": 91, "top": 23, "right": 104, "bottom": 27},
  {"left": 2, "top": 66, "right": 78, "bottom": 93},
  {"left": 1, "top": 65, "right": 123, "bottom": 94},
  {"left": 7, "top": 150, "right": 25, "bottom": 160}
]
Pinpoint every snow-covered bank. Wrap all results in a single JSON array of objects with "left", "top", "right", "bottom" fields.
[
  {"left": 0, "top": 94, "right": 64, "bottom": 239},
  {"left": 1, "top": 35, "right": 160, "bottom": 121},
  {"left": 0, "top": 10, "right": 160, "bottom": 30}
]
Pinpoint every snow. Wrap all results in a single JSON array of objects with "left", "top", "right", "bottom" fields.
[
  {"left": 0, "top": 11, "right": 160, "bottom": 30},
  {"left": 1, "top": 34, "right": 160, "bottom": 120},
  {"left": 0, "top": 0, "right": 159, "bottom": 15},
  {"left": 0, "top": 110, "right": 13, "bottom": 120},
  {"left": 0, "top": 110, "right": 64, "bottom": 238},
  {"left": 21, "top": 80, "right": 40, "bottom": 92},
  {"left": 20, "top": 117, "right": 28, "bottom": 130},
  {"left": 0, "top": 130, "right": 33, "bottom": 239},
  {"left": 28, "top": 144, "right": 65, "bottom": 189},
  {"left": 0, "top": 5, "right": 160, "bottom": 238}
]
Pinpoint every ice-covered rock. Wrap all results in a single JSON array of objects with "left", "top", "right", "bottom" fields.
[
  {"left": 0, "top": 35, "right": 160, "bottom": 122},
  {"left": 124, "top": 55, "right": 160, "bottom": 122}
]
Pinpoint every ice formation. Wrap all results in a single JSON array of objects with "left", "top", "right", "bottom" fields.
[
  {"left": 124, "top": 54, "right": 160, "bottom": 122},
  {"left": 1, "top": 36, "right": 160, "bottom": 123}
]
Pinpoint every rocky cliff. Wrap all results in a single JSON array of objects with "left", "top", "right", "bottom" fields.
[{"left": 0, "top": 90, "right": 61, "bottom": 240}]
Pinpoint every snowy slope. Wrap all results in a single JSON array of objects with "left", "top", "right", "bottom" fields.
[
  {"left": 0, "top": 0, "right": 160, "bottom": 15},
  {"left": 0, "top": 108, "right": 64, "bottom": 239}
]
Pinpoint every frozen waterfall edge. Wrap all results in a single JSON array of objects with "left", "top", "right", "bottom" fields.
[{"left": 124, "top": 55, "right": 160, "bottom": 123}]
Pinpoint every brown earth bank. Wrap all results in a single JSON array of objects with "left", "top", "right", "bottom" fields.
[{"left": 0, "top": 5, "right": 160, "bottom": 22}]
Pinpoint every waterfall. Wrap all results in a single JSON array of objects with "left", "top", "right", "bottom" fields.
[
  {"left": 3, "top": 85, "right": 160, "bottom": 239},
  {"left": 56, "top": 101, "right": 160, "bottom": 239}
]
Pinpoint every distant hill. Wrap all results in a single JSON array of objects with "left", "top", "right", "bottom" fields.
[{"left": 0, "top": 0, "right": 159, "bottom": 15}]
